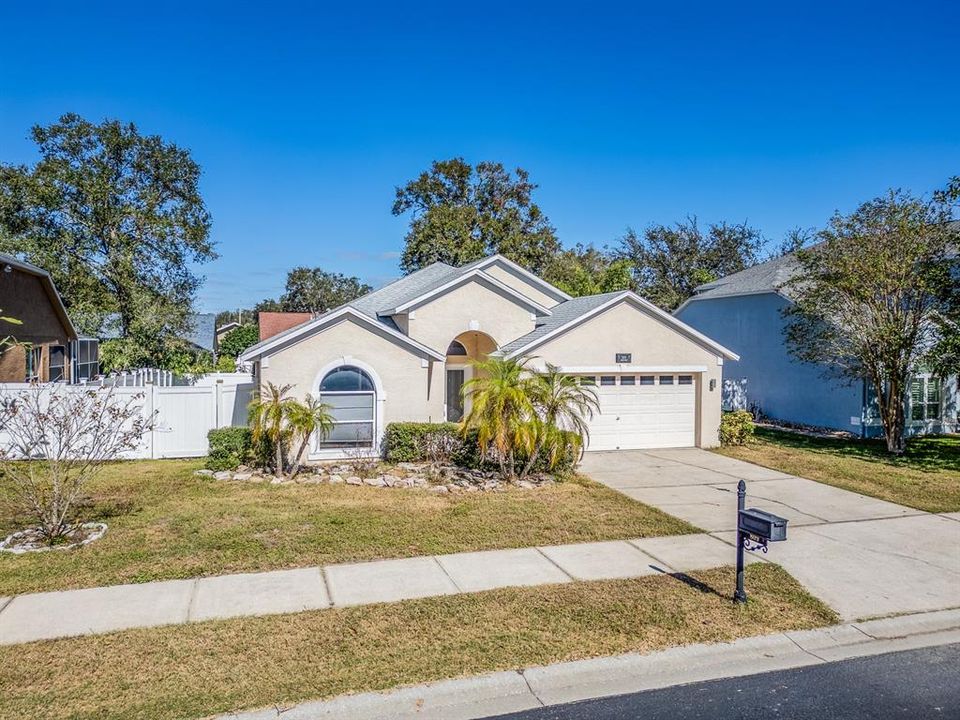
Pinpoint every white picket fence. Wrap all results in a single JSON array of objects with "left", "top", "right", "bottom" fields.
[{"left": 0, "top": 376, "right": 255, "bottom": 459}]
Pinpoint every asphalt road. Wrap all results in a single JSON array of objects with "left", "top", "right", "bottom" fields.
[{"left": 486, "top": 643, "right": 960, "bottom": 720}]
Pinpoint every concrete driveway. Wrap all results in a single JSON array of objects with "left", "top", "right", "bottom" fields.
[{"left": 581, "top": 449, "right": 960, "bottom": 621}]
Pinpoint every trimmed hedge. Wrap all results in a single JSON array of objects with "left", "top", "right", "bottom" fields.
[
  {"left": 719, "top": 410, "right": 755, "bottom": 446},
  {"left": 206, "top": 426, "right": 253, "bottom": 471},
  {"left": 381, "top": 422, "right": 464, "bottom": 463},
  {"left": 381, "top": 422, "right": 575, "bottom": 476}
]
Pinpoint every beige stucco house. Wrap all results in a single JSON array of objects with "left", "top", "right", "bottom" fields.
[{"left": 239, "top": 255, "right": 738, "bottom": 460}]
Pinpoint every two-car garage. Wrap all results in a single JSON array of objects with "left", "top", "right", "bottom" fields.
[{"left": 579, "top": 373, "right": 697, "bottom": 451}]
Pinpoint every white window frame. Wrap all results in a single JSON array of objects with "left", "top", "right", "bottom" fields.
[
  {"left": 910, "top": 374, "right": 942, "bottom": 423},
  {"left": 317, "top": 366, "right": 377, "bottom": 450}
]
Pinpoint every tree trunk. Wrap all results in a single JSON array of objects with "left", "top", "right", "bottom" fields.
[
  {"left": 275, "top": 436, "right": 284, "bottom": 478},
  {"left": 878, "top": 376, "right": 907, "bottom": 455}
]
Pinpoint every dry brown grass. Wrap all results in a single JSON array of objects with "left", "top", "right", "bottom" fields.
[
  {"left": 0, "top": 460, "right": 696, "bottom": 595},
  {"left": 0, "top": 564, "right": 836, "bottom": 720}
]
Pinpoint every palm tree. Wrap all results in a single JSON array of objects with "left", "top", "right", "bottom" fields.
[
  {"left": 522, "top": 364, "right": 599, "bottom": 476},
  {"left": 287, "top": 394, "right": 335, "bottom": 478},
  {"left": 248, "top": 382, "right": 296, "bottom": 477},
  {"left": 461, "top": 357, "right": 538, "bottom": 479}
]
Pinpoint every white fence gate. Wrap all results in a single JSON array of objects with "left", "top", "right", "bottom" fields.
[{"left": 0, "top": 377, "right": 255, "bottom": 460}]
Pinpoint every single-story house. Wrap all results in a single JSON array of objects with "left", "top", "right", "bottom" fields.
[
  {"left": 0, "top": 252, "right": 81, "bottom": 383},
  {"left": 674, "top": 253, "right": 959, "bottom": 437},
  {"left": 239, "top": 254, "right": 738, "bottom": 459}
]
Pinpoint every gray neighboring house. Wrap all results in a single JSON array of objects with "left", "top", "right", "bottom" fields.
[{"left": 674, "top": 253, "right": 958, "bottom": 438}]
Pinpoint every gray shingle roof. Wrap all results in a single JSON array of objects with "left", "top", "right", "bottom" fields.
[
  {"left": 240, "top": 256, "right": 592, "bottom": 360},
  {"left": 497, "top": 291, "right": 626, "bottom": 356},
  {"left": 183, "top": 313, "right": 217, "bottom": 353},
  {"left": 688, "top": 253, "right": 802, "bottom": 302}
]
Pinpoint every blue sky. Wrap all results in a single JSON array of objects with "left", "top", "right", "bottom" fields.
[{"left": 2, "top": 1, "right": 957, "bottom": 312}]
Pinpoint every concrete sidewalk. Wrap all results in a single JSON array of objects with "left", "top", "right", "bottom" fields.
[
  {"left": 216, "top": 607, "right": 960, "bottom": 720},
  {"left": 581, "top": 449, "right": 960, "bottom": 621},
  {"left": 0, "top": 532, "right": 743, "bottom": 645}
]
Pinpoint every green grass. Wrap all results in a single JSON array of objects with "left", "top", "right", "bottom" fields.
[
  {"left": 0, "top": 564, "right": 837, "bottom": 720},
  {"left": 0, "top": 460, "right": 696, "bottom": 595},
  {"left": 716, "top": 428, "right": 960, "bottom": 512}
]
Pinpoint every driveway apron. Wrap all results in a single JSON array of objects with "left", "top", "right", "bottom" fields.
[{"left": 580, "top": 449, "right": 960, "bottom": 621}]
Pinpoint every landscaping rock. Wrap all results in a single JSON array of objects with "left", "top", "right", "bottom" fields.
[
  {"left": 363, "top": 476, "right": 387, "bottom": 487},
  {"left": 194, "top": 469, "right": 215, "bottom": 477},
  {"left": 233, "top": 472, "right": 253, "bottom": 481},
  {"left": 346, "top": 476, "right": 363, "bottom": 486},
  {"left": 328, "top": 474, "right": 343, "bottom": 484},
  {"left": 213, "top": 471, "right": 233, "bottom": 481}
]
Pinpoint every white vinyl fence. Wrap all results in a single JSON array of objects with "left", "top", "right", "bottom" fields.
[{"left": 0, "top": 376, "right": 255, "bottom": 459}]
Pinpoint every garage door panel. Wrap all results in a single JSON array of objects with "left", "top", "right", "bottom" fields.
[{"left": 584, "top": 375, "right": 696, "bottom": 451}]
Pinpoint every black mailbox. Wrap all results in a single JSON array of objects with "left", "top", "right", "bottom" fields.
[{"left": 738, "top": 508, "right": 788, "bottom": 542}]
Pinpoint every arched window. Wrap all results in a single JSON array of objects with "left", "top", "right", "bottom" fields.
[
  {"left": 318, "top": 365, "right": 375, "bottom": 448},
  {"left": 446, "top": 340, "right": 468, "bottom": 356}
]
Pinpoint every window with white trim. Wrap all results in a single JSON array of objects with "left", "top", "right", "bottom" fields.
[
  {"left": 600, "top": 376, "right": 616, "bottom": 386},
  {"left": 910, "top": 376, "right": 941, "bottom": 422},
  {"left": 49, "top": 345, "right": 66, "bottom": 382},
  {"left": 25, "top": 346, "right": 42, "bottom": 382},
  {"left": 678, "top": 375, "right": 693, "bottom": 385},
  {"left": 620, "top": 376, "right": 636, "bottom": 386},
  {"left": 659, "top": 375, "right": 674, "bottom": 385},
  {"left": 72, "top": 338, "right": 99, "bottom": 381},
  {"left": 639, "top": 375, "right": 655, "bottom": 386},
  {"left": 318, "top": 365, "right": 376, "bottom": 448},
  {"left": 579, "top": 376, "right": 596, "bottom": 386}
]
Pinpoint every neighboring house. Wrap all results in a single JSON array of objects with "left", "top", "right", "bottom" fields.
[
  {"left": 216, "top": 321, "right": 241, "bottom": 345},
  {"left": 0, "top": 252, "right": 79, "bottom": 382},
  {"left": 239, "top": 254, "right": 738, "bottom": 459},
  {"left": 674, "top": 253, "right": 959, "bottom": 437},
  {"left": 258, "top": 312, "right": 313, "bottom": 341},
  {"left": 98, "top": 312, "right": 219, "bottom": 358}
]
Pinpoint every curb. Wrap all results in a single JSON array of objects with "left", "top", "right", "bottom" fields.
[{"left": 219, "top": 607, "right": 960, "bottom": 720}]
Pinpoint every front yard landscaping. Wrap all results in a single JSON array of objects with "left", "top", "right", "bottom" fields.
[
  {"left": 0, "top": 459, "right": 696, "bottom": 595},
  {"left": 0, "top": 564, "right": 836, "bottom": 720},
  {"left": 716, "top": 427, "right": 960, "bottom": 513}
]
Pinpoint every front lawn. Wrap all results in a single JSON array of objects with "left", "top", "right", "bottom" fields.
[
  {"left": 0, "top": 564, "right": 836, "bottom": 720},
  {"left": 716, "top": 428, "right": 960, "bottom": 513},
  {"left": 0, "top": 460, "right": 696, "bottom": 595}
]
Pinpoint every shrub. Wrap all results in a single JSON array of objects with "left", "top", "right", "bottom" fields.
[
  {"left": 206, "top": 426, "right": 253, "bottom": 471},
  {"left": 719, "top": 410, "right": 755, "bottom": 446},
  {"left": 381, "top": 423, "right": 576, "bottom": 476},
  {"left": 381, "top": 422, "right": 463, "bottom": 463}
]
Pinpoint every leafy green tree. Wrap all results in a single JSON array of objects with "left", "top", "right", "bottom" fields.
[
  {"left": 248, "top": 382, "right": 297, "bottom": 477},
  {"left": 393, "top": 158, "right": 560, "bottom": 274},
  {"left": 461, "top": 357, "right": 539, "bottom": 480},
  {"left": 218, "top": 324, "right": 260, "bottom": 358},
  {"left": 525, "top": 364, "right": 599, "bottom": 473},
  {"left": 286, "top": 394, "right": 335, "bottom": 477},
  {"left": 783, "top": 189, "right": 959, "bottom": 454},
  {"left": 542, "top": 245, "right": 633, "bottom": 297},
  {"left": 280, "top": 267, "right": 371, "bottom": 313},
  {"left": 0, "top": 113, "right": 215, "bottom": 360},
  {"left": 616, "top": 217, "right": 764, "bottom": 310}
]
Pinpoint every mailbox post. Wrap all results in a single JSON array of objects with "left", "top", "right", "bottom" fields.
[{"left": 734, "top": 480, "right": 788, "bottom": 604}]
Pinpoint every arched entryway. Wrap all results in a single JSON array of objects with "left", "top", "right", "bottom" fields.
[{"left": 445, "top": 331, "right": 497, "bottom": 422}]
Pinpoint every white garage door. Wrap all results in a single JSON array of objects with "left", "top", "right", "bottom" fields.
[{"left": 582, "top": 374, "right": 696, "bottom": 451}]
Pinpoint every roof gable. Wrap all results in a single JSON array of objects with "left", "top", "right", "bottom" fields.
[
  {"left": 498, "top": 291, "right": 739, "bottom": 361},
  {"left": 379, "top": 269, "right": 552, "bottom": 316},
  {"left": 459, "top": 255, "right": 571, "bottom": 303},
  {"left": 238, "top": 306, "right": 445, "bottom": 362}
]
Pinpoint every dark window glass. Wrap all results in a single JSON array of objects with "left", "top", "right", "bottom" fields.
[
  {"left": 446, "top": 340, "right": 468, "bottom": 356},
  {"left": 320, "top": 366, "right": 374, "bottom": 392},
  {"left": 678, "top": 375, "right": 693, "bottom": 385},
  {"left": 600, "top": 376, "right": 616, "bottom": 386},
  {"left": 620, "top": 376, "right": 636, "bottom": 385},
  {"left": 659, "top": 375, "right": 674, "bottom": 385},
  {"left": 580, "top": 376, "right": 596, "bottom": 386},
  {"left": 639, "top": 375, "right": 655, "bottom": 385}
]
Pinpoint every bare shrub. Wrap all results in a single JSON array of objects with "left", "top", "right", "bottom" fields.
[{"left": 0, "top": 385, "right": 153, "bottom": 543}]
